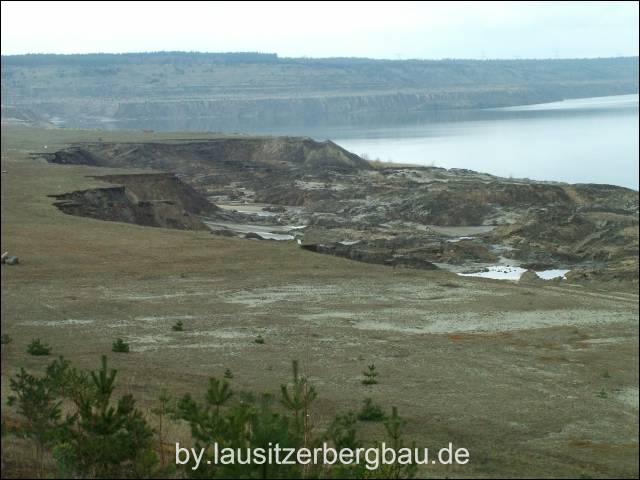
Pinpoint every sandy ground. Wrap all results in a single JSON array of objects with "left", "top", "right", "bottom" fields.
[{"left": 1, "top": 126, "right": 638, "bottom": 478}]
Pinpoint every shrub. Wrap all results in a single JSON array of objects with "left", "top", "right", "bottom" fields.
[
  {"left": 223, "top": 368, "right": 234, "bottom": 379},
  {"left": 171, "top": 320, "right": 184, "bottom": 332},
  {"left": 27, "top": 338, "right": 51, "bottom": 356},
  {"left": 362, "top": 363, "right": 378, "bottom": 385},
  {"left": 1, "top": 334, "right": 12, "bottom": 345},
  {"left": 357, "top": 397, "right": 386, "bottom": 422},
  {"left": 254, "top": 335, "right": 265, "bottom": 344},
  {"left": 111, "top": 338, "right": 130, "bottom": 353}
]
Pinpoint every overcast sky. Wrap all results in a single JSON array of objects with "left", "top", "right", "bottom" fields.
[{"left": 1, "top": 1, "right": 638, "bottom": 59}]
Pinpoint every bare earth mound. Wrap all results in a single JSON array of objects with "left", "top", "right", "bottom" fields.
[{"left": 43, "top": 137, "right": 639, "bottom": 283}]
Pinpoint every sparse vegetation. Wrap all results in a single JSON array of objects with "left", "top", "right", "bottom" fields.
[
  {"left": 26, "top": 338, "right": 51, "bottom": 356},
  {"left": 111, "top": 338, "right": 130, "bottom": 353},
  {"left": 3, "top": 355, "right": 419, "bottom": 478}
]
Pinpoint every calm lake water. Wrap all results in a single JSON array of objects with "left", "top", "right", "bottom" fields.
[
  {"left": 114, "top": 93, "right": 638, "bottom": 189},
  {"left": 326, "top": 94, "right": 638, "bottom": 190}
]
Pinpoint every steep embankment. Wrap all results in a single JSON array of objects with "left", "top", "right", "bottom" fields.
[{"left": 49, "top": 173, "right": 225, "bottom": 230}]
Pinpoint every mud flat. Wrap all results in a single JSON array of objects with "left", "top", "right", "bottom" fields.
[
  {"left": 204, "top": 219, "right": 301, "bottom": 240},
  {"left": 458, "top": 265, "right": 570, "bottom": 281}
]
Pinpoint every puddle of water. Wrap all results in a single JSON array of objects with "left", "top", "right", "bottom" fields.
[
  {"left": 458, "top": 266, "right": 569, "bottom": 281},
  {"left": 205, "top": 220, "right": 299, "bottom": 240},
  {"left": 240, "top": 210, "right": 277, "bottom": 217},
  {"left": 447, "top": 236, "right": 475, "bottom": 243},
  {"left": 428, "top": 225, "right": 496, "bottom": 237},
  {"left": 537, "top": 269, "right": 571, "bottom": 280},
  {"left": 251, "top": 232, "right": 295, "bottom": 240}
]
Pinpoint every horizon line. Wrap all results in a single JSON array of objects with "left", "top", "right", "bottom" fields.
[{"left": 1, "top": 51, "right": 639, "bottom": 62}]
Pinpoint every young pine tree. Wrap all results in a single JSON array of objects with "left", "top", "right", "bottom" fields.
[
  {"left": 56, "top": 356, "right": 158, "bottom": 478},
  {"left": 7, "top": 368, "right": 69, "bottom": 475},
  {"left": 280, "top": 360, "right": 317, "bottom": 447},
  {"left": 362, "top": 363, "right": 379, "bottom": 385}
]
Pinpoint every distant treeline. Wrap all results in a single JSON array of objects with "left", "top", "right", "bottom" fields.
[
  {"left": 2, "top": 51, "right": 638, "bottom": 70},
  {"left": 0, "top": 51, "right": 280, "bottom": 66}
]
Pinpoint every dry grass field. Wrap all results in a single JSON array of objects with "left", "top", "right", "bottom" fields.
[{"left": 1, "top": 126, "right": 638, "bottom": 478}]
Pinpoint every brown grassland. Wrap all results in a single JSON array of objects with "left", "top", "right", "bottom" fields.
[{"left": 1, "top": 126, "right": 638, "bottom": 478}]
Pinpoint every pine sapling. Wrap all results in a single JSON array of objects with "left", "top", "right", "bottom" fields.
[
  {"left": 171, "top": 320, "right": 184, "bottom": 332},
  {"left": 357, "top": 397, "right": 386, "bottom": 422},
  {"left": 362, "top": 363, "right": 378, "bottom": 385},
  {"left": 27, "top": 338, "right": 52, "bottom": 356},
  {"left": 111, "top": 338, "right": 130, "bottom": 353},
  {"left": 280, "top": 360, "right": 317, "bottom": 446}
]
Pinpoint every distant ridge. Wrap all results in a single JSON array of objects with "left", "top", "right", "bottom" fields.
[{"left": 2, "top": 53, "right": 637, "bottom": 131}]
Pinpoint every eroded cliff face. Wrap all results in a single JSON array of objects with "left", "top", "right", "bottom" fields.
[
  {"left": 43, "top": 138, "right": 639, "bottom": 282},
  {"left": 109, "top": 83, "right": 640, "bottom": 126},
  {"left": 49, "top": 173, "right": 227, "bottom": 230}
]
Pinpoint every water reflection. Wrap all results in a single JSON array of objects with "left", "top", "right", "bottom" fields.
[{"left": 107, "top": 94, "right": 639, "bottom": 189}]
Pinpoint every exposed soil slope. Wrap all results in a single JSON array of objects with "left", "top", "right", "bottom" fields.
[
  {"left": 44, "top": 138, "right": 639, "bottom": 281},
  {"left": 49, "top": 173, "right": 225, "bottom": 230}
]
